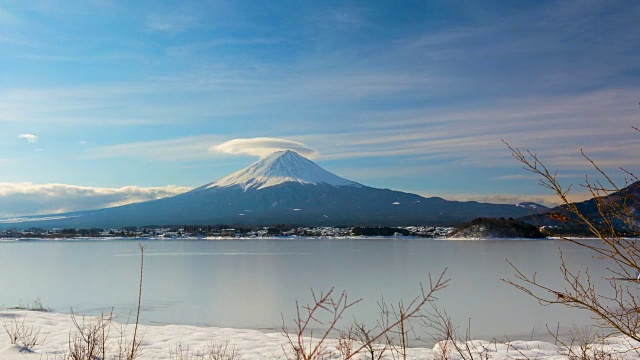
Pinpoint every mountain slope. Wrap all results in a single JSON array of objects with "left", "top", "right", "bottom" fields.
[
  {"left": 0, "top": 151, "right": 544, "bottom": 229},
  {"left": 529, "top": 182, "right": 640, "bottom": 230}
]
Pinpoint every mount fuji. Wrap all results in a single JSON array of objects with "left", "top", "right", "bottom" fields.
[
  {"left": 0, "top": 151, "right": 542, "bottom": 228},
  {"left": 202, "top": 150, "right": 361, "bottom": 191}
]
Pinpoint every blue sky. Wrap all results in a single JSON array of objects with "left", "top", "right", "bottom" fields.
[{"left": 1, "top": 1, "right": 639, "bottom": 217}]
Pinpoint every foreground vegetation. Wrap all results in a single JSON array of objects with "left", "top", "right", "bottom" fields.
[{"left": 503, "top": 138, "right": 640, "bottom": 353}]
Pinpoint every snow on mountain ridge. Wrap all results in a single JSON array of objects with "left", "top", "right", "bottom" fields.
[{"left": 206, "top": 150, "right": 361, "bottom": 191}]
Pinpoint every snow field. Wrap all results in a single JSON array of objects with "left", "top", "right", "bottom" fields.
[{"left": 1, "top": 310, "right": 639, "bottom": 359}]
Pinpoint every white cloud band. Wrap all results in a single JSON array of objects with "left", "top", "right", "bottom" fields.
[{"left": 0, "top": 183, "right": 192, "bottom": 218}]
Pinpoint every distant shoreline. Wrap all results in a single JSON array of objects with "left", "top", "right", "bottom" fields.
[{"left": 0, "top": 235, "right": 605, "bottom": 242}]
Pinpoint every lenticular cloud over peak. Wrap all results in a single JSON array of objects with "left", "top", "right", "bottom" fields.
[{"left": 212, "top": 137, "right": 317, "bottom": 159}]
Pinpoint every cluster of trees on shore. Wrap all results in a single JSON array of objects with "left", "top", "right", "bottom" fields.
[{"left": 449, "top": 217, "right": 546, "bottom": 238}]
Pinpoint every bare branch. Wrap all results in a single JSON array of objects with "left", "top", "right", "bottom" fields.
[{"left": 504, "top": 138, "right": 640, "bottom": 346}]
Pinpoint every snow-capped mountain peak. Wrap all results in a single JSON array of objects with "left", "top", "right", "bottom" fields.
[{"left": 205, "top": 150, "right": 361, "bottom": 190}]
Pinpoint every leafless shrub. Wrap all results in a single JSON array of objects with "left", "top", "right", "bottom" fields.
[
  {"left": 169, "top": 343, "right": 193, "bottom": 360},
  {"left": 202, "top": 341, "right": 241, "bottom": 360},
  {"left": 424, "top": 305, "right": 492, "bottom": 360},
  {"left": 3, "top": 314, "right": 47, "bottom": 351},
  {"left": 9, "top": 298, "right": 52, "bottom": 312},
  {"left": 65, "top": 310, "right": 112, "bottom": 360},
  {"left": 282, "top": 287, "right": 358, "bottom": 359},
  {"left": 432, "top": 336, "right": 452, "bottom": 360},
  {"left": 503, "top": 138, "right": 640, "bottom": 357},
  {"left": 63, "top": 244, "right": 146, "bottom": 360},
  {"left": 548, "top": 326, "right": 631, "bottom": 360},
  {"left": 377, "top": 298, "right": 414, "bottom": 360},
  {"left": 169, "top": 341, "right": 241, "bottom": 360},
  {"left": 352, "top": 322, "right": 390, "bottom": 360},
  {"left": 282, "top": 269, "right": 448, "bottom": 360},
  {"left": 563, "top": 327, "right": 608, "bottom": 360},
  {"left": 62, "top": 309, "right": 144, "bottom": 360},
  {"left": 336, "top": 326, "right": 357, "bottom": 359}
]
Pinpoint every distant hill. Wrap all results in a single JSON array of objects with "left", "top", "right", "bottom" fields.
[
  {"left": 527, "top": 182, "right": 640, "bottom": 234},
  {"left": 0, "top": 151, "right": 545, "bottom": 229},
  {"left": 449, "top": 217, "right": 546, "bottom": 239}
]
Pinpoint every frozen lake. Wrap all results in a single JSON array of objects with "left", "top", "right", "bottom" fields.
[{"left": 0, "top": 237, "right": 615, "bottom": 342}]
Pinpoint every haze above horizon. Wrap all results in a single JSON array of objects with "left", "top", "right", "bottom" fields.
[{"left": 1, "top": 1, "right": 639, "bottom": 217}]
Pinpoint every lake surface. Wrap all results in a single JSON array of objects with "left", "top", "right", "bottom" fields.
[{"left": 0, "top": 237, "right": 618, "bottom": 344}]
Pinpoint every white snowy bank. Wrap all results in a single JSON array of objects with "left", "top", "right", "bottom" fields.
[{"left": 1, "top": 310, "right": 638, "bottom": 359}]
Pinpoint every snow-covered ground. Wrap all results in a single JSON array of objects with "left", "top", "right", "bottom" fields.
[{"left": 1, "top": 310, "right": 638, "bottom": 359}]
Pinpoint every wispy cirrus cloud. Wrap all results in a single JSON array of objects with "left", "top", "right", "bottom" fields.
[
  {"left": 83, "top": 135, "right": 226, "bottom": 161},
  {"left": 78, "top": 83, "right": 637, "bottom": 179},
  {"left": 145, "top": 13, "right": 196, "bottom": 33},
  {"left": 18, "top": 133, "right": 38, "bottom": 143},
  {"left": 0, "top": 183, "right": 192, "bottom": 218},
  {"left": 292, "top": 87, "right": 639, "bottom": 170},
  {"left": 165, "top": 37, "right": 286, "bottom": 57},
  {"left": 435, "top": 193, "right": 590, "bottom": 208},
  {"left": 0, "top": 8, "right": 21, "bottom": 26},
  {"left": 212, "top": 138, "right": 318, "bottom": 159}
]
